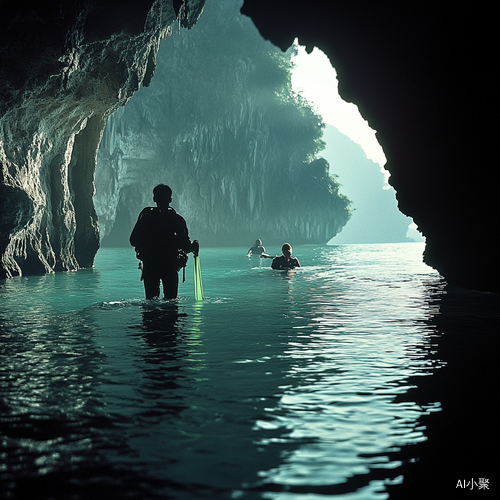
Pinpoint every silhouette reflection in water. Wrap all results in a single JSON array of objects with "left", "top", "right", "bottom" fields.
[{"left": 130, "top": 302, "right": 190, "bottom": 417}]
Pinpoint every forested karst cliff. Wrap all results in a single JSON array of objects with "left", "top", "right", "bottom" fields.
[{"left": 95, "top": 0, "right": 351, "bottom": 248}]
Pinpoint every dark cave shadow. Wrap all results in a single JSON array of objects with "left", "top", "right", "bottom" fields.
[{"left": 385, "top": 282, "right": 499, "bottom": 499}]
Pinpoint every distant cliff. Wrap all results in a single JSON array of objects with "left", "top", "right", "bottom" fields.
[
  {"left": 0, "top": 0, "right": 205, "bottom": 278},
  {"left": 95, "top": 0, "right": 351, "bottom": 248},
  {"left": 323, "top": 126, "right": 416, "bottom": 244}
]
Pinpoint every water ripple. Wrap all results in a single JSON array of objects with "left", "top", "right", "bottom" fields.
[{"left": 0, "top": 244, "right": 460, "bottom": 499}]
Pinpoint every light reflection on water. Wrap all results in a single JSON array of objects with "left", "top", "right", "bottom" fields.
[{"left": 1, "top": 243, "right": 449, "bottom": 498}]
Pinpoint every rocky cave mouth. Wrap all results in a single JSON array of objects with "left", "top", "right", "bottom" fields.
[
  {"left": 1, "top": 0, "right": 498, "bottom": 292},
  {"left": 1, "top": 7, "right": 498, "bottom": 500}
]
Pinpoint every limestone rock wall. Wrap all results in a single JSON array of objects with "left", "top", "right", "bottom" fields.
[{"left": 0, "top": 0, "right": 205, "bottom": 278}]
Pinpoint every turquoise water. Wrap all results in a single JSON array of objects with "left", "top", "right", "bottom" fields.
[{"left": 0, "top": 243, "right": 490, "bottom": 499}]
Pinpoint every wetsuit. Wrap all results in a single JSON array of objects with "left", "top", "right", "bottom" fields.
[
  {"left": 130, "top": 206, "right": 192, "bottom": 299},
  {"left": 271, "top": 255, "right": 300, "bottom": 270}
]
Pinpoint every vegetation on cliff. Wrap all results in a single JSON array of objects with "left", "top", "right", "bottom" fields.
[{"left": 96, "top": 0, "right": 351, "bottom": 247}]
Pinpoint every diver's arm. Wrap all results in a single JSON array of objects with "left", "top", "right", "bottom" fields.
[{"left": 260, "top": 253, "right": 275, "bottom": 259}]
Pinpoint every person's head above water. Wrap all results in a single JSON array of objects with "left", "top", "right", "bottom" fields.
[
  {"left": 153, "top": 184, "right": 173, "bottom": 209},
  {"left": 255, "top": 239, "right": 262, "bottom": 247},
  {"left": 282, "top": 243, "right": 292, "bottom": 259}
]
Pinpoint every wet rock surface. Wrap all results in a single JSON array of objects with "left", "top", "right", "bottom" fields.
[{"left": 0, "top": 0, "right": 204, "bottom": 277}]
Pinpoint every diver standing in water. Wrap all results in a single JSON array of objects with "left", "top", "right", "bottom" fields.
[
  {"left": 261, "top": 243, "right": 301, "bottom": 270},
  {"left": 247, "top": 239, "right": 266, "bottom": 256},
  {"left": 130, "top": 184, "right": 199, "bottom": 300}
]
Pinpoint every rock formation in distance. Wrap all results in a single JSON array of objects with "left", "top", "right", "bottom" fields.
[
  {"left": 95, "top": 0, "right": 351, "bottom": 248},
  {"left": 323, "top": 125, "right": 416, "bottom": 244}
]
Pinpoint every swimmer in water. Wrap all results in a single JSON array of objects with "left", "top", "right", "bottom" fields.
[
  {"left": 247, "top": 239, "right": 266, "bottom": 256},
  {"left": 261, "top": 243, "right": 300, "bottom": 269}
]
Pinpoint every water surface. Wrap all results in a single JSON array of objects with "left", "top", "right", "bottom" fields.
[{"left": 1, "top": 243, "right": 493, "bottom": 499}]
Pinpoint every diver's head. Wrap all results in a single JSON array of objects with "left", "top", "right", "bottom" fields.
[
  {"left": 153, "top": 184, "right": 173, "bottom": 207},
  {"left": 282, "top": 243, "right": 292, "bottom": 258}
]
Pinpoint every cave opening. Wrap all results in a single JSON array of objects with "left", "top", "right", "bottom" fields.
[
  {"left": 0, "top": 3, "right": 497, "bottom": 499},
  {"left": 1, "top": 0, "right": 497, "bottom": 292}
]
